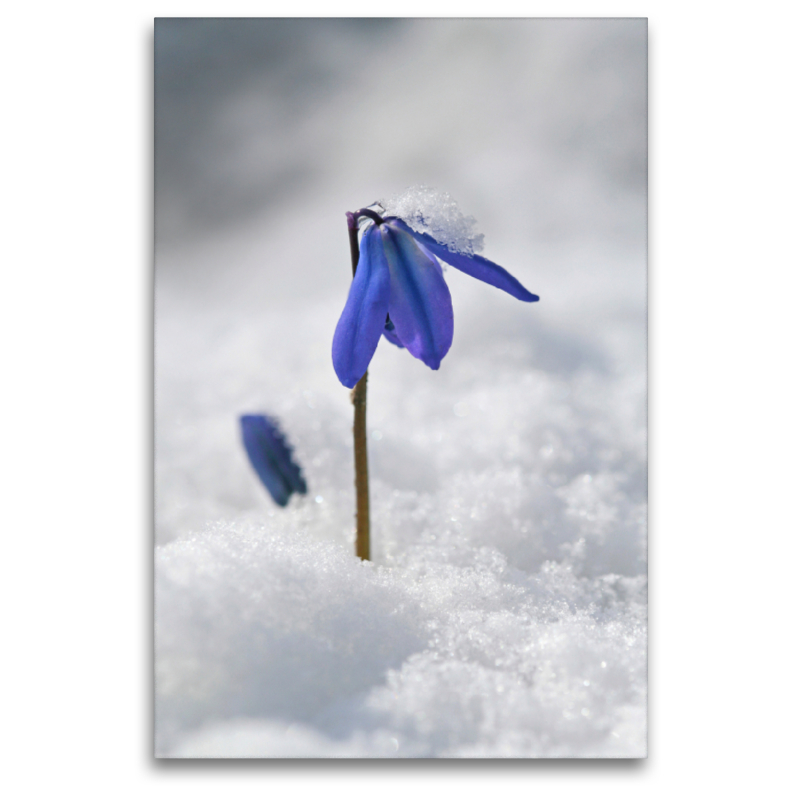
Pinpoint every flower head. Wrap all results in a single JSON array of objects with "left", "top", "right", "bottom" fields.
[
  {"left": 240, "top": 414, "right": 307, "bottom": 506},
  {"left": 332, "top": 211, "right": 539, "bottom": 388}
]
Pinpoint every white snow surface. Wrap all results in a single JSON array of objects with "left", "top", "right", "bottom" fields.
[
  {"left": 155, "top": 19, "right": 647, "bottom": 758},
  {"left": 379, "top": 186, "right": 485, "bottom": 255},
  {"left": 159, "top": 529, "right": 645, "bottom": 758}
]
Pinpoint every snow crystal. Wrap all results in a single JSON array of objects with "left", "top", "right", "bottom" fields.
[{"left": 379, "top": 186, "right": 485, "bottom": 256}]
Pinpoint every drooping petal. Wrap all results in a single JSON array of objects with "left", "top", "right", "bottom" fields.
[
  {"left": 332, "top": 224, "right": 391, "bottom": 388},
  {"left": 381, "top": 316, "right": 405, "bottom": 349},
  {"left": 240, "top": 414, "right": 307, "bottom": 507},
  {"left": 381, "top": 221, "right": 454, "bottom": 370},
  {"left": 387, "top": 217, "right": 539, "bottom": 303}
]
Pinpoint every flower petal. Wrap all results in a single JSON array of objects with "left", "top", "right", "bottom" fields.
[
  {"left": 381, "top": 221, "right": 454, "bottom": 370},
  {"left": 332, "top": 225, "right": 391, "bottom": 388},
  {"left": 381, "top": 316, "right": 405, "bottom": 349},
  {"left": 240, "top": 414, "right": 307, "bottom": 507},
  {"left": 388, "top": 218, "right": 539, "bottom": 303}
]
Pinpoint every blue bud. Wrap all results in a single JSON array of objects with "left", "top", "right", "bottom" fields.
[{"left": 239, "top": 414, "right": 307, "bottom": 507}]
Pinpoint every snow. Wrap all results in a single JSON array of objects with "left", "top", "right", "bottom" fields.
[
  {"left": 157, "top": 529, "right": 645, "bottom": 757},
  {"left": 379, "top": 186, "right": 485, "bottom": 256},
  {"left": 155, "top": 18, "right": 647, "bottom": 758}
]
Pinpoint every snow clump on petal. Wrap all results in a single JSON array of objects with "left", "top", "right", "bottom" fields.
[{"left": 380, "top": 186, "right": 485, "bottom": 256}]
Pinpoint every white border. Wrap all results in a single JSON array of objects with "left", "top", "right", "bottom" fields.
[{"left": 2, "top": 2, "right": 797, "bottom": 796}]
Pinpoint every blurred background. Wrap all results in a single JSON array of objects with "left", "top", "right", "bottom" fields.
[
  {"left": 154, "top": 18, "right": 647, "bottom": 756},
  {"left": 155, "top": 18, "right": 645, "bottom": 245}
]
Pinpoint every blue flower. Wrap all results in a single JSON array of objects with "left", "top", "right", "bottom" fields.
[
  {"left": 240, "top": 414, "right": 307, "bottom": 507},
  {"left": 332, "top": 215, "right": 539, "bottom": 388}
]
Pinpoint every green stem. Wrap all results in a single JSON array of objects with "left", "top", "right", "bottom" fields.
[
  {"left": 351, "top": 372, "right": 370, "bottom": 560},
  {"left": 347, "top": 211, "right": 371, "bottom": 560}
]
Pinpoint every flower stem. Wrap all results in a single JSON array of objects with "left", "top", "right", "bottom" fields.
[
  {"left": 347, "top": 211, "right": 371, "bottom": 560},
  {"left": 351, "top": 373, "right": 370, "bottom": 560}
]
